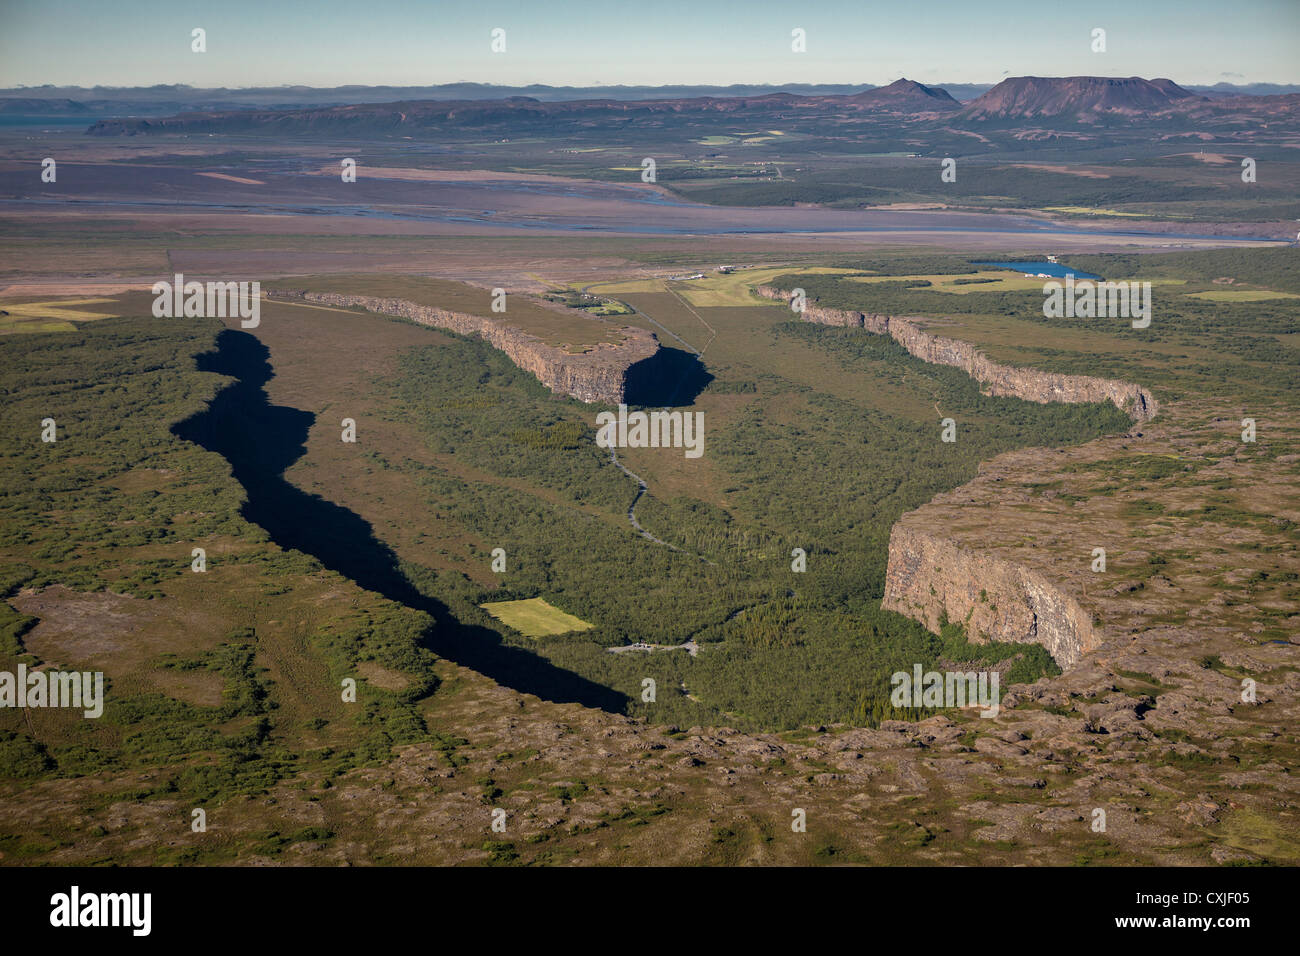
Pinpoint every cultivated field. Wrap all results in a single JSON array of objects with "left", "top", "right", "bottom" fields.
[{"left": 480, "top": 598, "right": 595, "bottom": 637}]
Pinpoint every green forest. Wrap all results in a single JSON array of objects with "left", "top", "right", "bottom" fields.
[
  {"left": 371, "top": 305, "right": 1122, "bottom": 729},
  {"left": 0, "top": 318, "right": 446, "bottom": 836}
]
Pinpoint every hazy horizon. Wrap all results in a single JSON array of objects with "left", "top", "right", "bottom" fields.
[
  {"left": 4, "top": 76, "right": 1300, "bottom": 94},
  {"left": 2, "top": 0, "right": 1297, "bottom": 89}
]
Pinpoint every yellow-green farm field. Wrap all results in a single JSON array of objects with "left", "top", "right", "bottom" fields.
[
  {"left": 479, "top": 597, "right": 595, "bottom": 636},
  {"left": 0, "top": 297, "right": 121, "bottom": 333},
  {"left": 587, "top": 266, "right": 855, "bottom": 307}
]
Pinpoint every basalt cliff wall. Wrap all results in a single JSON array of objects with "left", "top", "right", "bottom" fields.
[
  {"left": 752, "top": 284, "right": 1151, "bottom": 668},
  {"left": 882, "top": 524, "right": 1099, "bottom": 668},
  {"left": 755, "top": 285, "right": 1158, "bottom": 422},
  {"left": 269, "top": 290, "right": 658, "bottom": 404}
]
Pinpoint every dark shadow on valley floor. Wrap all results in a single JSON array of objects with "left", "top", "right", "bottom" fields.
[
  {"left": 173, "top": 328, "right": 628, "bottom": 713},
  {"left": 624, "top": 346, "right": 712, "bottom": 407}
]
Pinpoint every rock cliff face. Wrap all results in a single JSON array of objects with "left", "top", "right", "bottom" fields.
[
  {"left": 752, "top": 284, "right": 1159, "bottom": 668},
  {"left": 270, "top": 290, "right": 658, "bottom": 404},
  {"left": 756, "top": 285, "right": 1158, "bottom": 421},
  {"left": 882, "top": 524, "right": 1099, "bottom": 668}
]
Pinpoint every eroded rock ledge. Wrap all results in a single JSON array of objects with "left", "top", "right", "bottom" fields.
[
  {"left": 755, "top": 285, "right": 1158, "bottom": 422},
  {"left": 269, "top": 290, "right": 659, "bottom": 404},
  {"left": 751, "top": 285, "right": 1160, "bottom": 668},
  {"left": 882, "top": 524, "right": 1099, "bottom": 668}
]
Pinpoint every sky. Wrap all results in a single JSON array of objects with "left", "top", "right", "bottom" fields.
[{"left": 1, "top": 0, "right": 1297, "bottom": 89}]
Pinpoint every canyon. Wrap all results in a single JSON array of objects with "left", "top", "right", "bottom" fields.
[
  {"left": 756, "top": 285, "right": 1158, "bottom": 421},
  {"left": 276, "top": 283, "right": 1163, "bottom": 671},
  {"left": 4, "top": 273, "right": 1295, "bottom": 867},
  {"left": 755, "top": 283, "right": 1163, "bottom": 669},
  {"left": 267, "top": 290, "right": 659, "bottom": 404}
]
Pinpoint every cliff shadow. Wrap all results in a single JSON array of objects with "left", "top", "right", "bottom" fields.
[
  {"left": 624, "top": 346, "right": 712, "bottom": 407},
  {"left": 173, "top": 328, "right": 628, "bottom": 713}
]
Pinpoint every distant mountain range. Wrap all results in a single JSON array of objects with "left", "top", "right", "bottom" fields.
[
  {"left": 73, "top": 75, "right": 1299, "bottom": 138},
  {"left": 0, "top": 97, "right": 92, "bottom": 114},
  {"left": 4, "top": 78, "right": 1300, "bottom": 117}
]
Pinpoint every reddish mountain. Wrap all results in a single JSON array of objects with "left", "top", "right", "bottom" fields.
[
  {"left": 844, "top": 78, "right": 960, "bottom": 112},
  {"left": 961, "top": 76, "right": 1205, "bottom": 119}
]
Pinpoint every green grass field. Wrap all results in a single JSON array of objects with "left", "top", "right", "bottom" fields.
[
  {"left": 588, "top": 266, "right": 855, "bottom": 307},
  {"left": 1185, "top": 289, "right": 1300, "bottom": 302},
  {"left": 1043, "top": 205, "right": 1146, "bottom": 217},
  {"left": 844, "top": 270, "right": 1193, "bottom": 295},
  {"left": 480, "top": 597, "right": 595, "bottom": 636}
]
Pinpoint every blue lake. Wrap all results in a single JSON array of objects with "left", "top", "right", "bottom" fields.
[{"left": 974, "top": 260, "right": 1103, "bottom": 280}]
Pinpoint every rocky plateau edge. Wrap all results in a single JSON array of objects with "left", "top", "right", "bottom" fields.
[
  {"left": 755, "top": 285, "right": 1158, "bottom": 422},
  {"left": 268, "top": 290, "right": 659, "bottom": 404}
]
